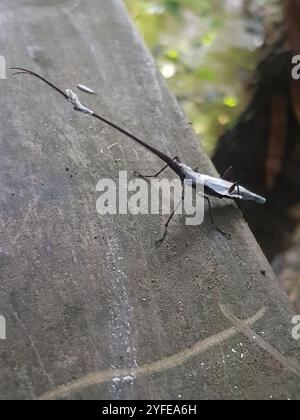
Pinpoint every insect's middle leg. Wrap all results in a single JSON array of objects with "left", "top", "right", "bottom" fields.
[
  {"left": 134, "top": 156, "right": 180, "bottom": 179},
  {"left": 204, "top": 196, "right": 231, "bottom": 238}
]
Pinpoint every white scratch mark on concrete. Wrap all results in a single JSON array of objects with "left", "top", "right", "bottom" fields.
[
  {"left": 107, "top": 142, "right": 119, "bottom": 151},
  {"left": 37, "top": 307, "right": 265, "bottom": 400},
  {"left": 219, "top": 303, "right": 300, "bottom": 377}
]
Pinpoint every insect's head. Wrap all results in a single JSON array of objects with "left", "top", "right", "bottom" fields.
[{"left": 65, "top": 89, "right": 94, "bottom": 115}]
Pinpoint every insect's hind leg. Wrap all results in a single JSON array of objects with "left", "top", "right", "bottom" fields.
[
  {"left": 228, "top": 182, "right": 243, "bottom": 212},
  {"left": 134, "top": 156, "right": 181, "bottom": 179},
  {"left": 235, "top": 198, "right": 242, "bottom": 211},
  {"left": 235, "top": 182, "right": 242, "bottom": 212},
  {"left": 222, "top": 168, "right": 243, "bottom": 210},
  {"left": 204, "top": 196, "right": 231, "bottom": 238},
  {"left": 222, "top": 166, "right": 234, "bottom": 181}
]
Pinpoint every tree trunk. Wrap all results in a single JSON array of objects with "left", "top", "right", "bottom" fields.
[{"left": 213, "top": 1, "right": 300, "bottom": 262}]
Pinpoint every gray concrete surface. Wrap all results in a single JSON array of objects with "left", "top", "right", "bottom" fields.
[{"left": 0, "top": 0, "right": 299, "bottom": 400}]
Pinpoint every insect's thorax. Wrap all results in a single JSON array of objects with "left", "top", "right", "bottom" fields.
[{"left": 179, "top": 163, "right": 203, "bottom": 184}]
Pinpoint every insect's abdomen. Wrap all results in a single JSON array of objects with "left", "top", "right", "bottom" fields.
[{"left": 241, "top": 189, "right": 266, "bottom": 204}]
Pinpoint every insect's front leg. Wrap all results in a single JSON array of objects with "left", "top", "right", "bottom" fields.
[{"left": 134, "top": 156, "right": 181, "bottom": 179}]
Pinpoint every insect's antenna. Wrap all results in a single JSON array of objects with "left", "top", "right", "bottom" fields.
[{"left": 11, "top": 67, "right": 69, "bottom": 99}]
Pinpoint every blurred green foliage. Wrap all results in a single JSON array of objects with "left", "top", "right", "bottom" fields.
[{"left": 125, "top": 0, "right": 279, "bottom": 154}]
